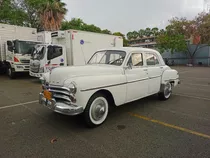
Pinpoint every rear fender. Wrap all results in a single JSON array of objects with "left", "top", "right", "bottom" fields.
[{"left": 161, "top": 69, "right": 179, "bottom": 85}]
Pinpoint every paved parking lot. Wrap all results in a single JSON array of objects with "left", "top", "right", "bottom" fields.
[{"left": 0, "top": 66, "right": 210, "bottom": 158}]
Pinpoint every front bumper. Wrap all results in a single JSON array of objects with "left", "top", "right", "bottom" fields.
[
  {"left": 39, "top": 93, "right": 84, "bottom": 116},
  {"left": 13, "top": 64, "right": 30, "bottom": 72},
  {"left": 30, "top": 71, "right": 43, "bottom": 78}
]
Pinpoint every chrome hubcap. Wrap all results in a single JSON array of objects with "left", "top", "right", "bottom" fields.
[
  {"left": 164, "top": 83, "right": 172, "bottom": 98},
  {"left": 91, "top": 99, "right": 107, "bottom": 121}
]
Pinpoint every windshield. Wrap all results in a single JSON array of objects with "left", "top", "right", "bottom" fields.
[
  {"left": 14, "top": 40, "right": 41, "bottom": 55},
  {"left": 31, "top": 45, "right": 45, "bottom": 60},
  {"left": 87, "top": 50, "right": 126, "bottom": 66}
]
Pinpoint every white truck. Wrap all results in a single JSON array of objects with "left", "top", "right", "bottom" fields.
[
  {"left": 0, "top": 23, "right": 43, "bottom": 78},
  {"left": 29, "top": 30, "right": 123, "bottom": 78}
]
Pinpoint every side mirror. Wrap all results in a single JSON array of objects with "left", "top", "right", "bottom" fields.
[{"left": 7, "top": 41, "right": 13, "bottom": 47}]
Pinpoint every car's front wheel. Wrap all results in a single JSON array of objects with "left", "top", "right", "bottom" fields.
[
  {"left": 84, "top": 93, "right": 109, "bottom": 128},
  {"left": 158, "top": 82, "right": 172, "bottom": 100}
]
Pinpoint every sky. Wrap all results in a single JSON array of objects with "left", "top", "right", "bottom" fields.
[{"left": 62, "top": 0, "right": 204, "bottom": 34}]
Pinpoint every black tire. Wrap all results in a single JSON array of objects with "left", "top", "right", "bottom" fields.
[
  {"left": 83, "top": 92, "right": 109, "bottom": 128},
  {"left": 158, "top": 82, "right": 172, "bottom": 101},
  {"left": 7, "top": 66, "right": 16, "bottom": 79}
]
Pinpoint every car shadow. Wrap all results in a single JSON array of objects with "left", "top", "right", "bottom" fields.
[{"left": 43, "top": 94, "right": 160, "bottom": 131}]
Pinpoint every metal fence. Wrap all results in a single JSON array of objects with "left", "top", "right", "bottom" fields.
[{"left": 162, "top": 57, "right": 210, "bottom": 66}]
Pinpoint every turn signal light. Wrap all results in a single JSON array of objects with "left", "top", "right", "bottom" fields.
[{"left": 14, "top": 57, "right": 19, "bottom": 62}]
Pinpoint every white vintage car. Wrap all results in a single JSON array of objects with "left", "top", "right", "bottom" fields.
[{"left": 39, "top": 47, "right": 180, "bottom": 127}]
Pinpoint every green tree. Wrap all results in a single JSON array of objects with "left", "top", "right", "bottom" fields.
[
  {"left": 145, "top": 27, "right": 152, "bottom": 37},
  {"left": 156, "top": 12, "right": 210, "bottom": 65},
  {"left": 151, "top": 27, "right": 159, "bottom": 36},
  {"left": 138, "top": 29, "right": 145, "bottom": 38},
  {"left": 127, "top": 32, "right": 133, "bottom": 40},
  {"left": 101, "top": 29, "right": 112, "bottom": 34},
  {"left": 132, "top": 31, "right": 139, "bottom": 39},
  {"left": 0, "top": 0, "right": 27, "bottom": 26}
]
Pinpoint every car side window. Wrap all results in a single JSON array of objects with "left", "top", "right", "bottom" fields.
[
  {"left": 127, "top": 53, "right": 143, "bottom": 67},
  {"left": 146, "top": 53, "right": 159, "bottom": 66}
]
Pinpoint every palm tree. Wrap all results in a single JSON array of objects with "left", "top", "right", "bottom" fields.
[
  {"left": 145, "top": 27, "right": 152, "bottom": 37},
  {"left": 39, "top": 0, "right": 68, "bottom": 31},
  {"left": 138, "top": 29, "right": 145, "bottom": 38},
  {"left": 151, "top": 27, "right": 159, "bottom": 36},
  {"left": 132, "top": 31, "right": 139, "bottom": 39},
  {"left": 127, "top": 32, "right": 133, "bottom": 40}
]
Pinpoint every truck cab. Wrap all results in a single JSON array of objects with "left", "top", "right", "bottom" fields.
[
  {"left": 5, "top": 39, "right": 41, "bottom": 78},
  {"left": 30, "top": 44, "right": 66, "bottom": 78}
]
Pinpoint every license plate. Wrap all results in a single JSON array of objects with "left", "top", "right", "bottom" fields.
[{"left": 43, "top": 90, "right": 52, "bottom": 100}]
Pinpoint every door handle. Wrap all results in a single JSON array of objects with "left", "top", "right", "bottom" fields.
[
  {"left": 143, "top": 69, "right": 148, "bottom": 71},
  {"left": 160, "top": 66, "right": 163, "bottom": 69}
]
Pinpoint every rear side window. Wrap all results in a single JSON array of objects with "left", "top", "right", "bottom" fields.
[
  {"left": 127, "top": 53, "right": 143, "bottom": 66},
  {"left": 146, "top": 53, "right": 159, "bottom": 66},
  {"left": 47, "top": 46, "right": 63, "bottom": 60}
]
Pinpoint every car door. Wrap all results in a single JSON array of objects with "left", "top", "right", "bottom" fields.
[
  {"left": 45, "top": 45, "right": 66, "bottom": 72},
  {"left": 145, "top": 52, "right": 163, "bottom": 95},
  {"left": 125, "top": 52, "right": 149, "bottom": 102}
]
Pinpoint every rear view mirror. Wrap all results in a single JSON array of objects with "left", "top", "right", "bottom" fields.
[
  {"left": 7, "top": 41, "right": 14, "bottom": 52},
  {"left": 7, "top": 41, "right": 13, "bottom": 47}
]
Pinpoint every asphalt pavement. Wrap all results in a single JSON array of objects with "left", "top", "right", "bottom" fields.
[{"left": 0, "top": 66, "right": 210, "bottom": 158}]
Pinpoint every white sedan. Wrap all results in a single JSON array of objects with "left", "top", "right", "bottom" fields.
[{"left": 39, "top": 47, "right": 180, "bottom": 128}]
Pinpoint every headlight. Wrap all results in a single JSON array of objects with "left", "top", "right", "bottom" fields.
[{"left": 69, "top": 82, "right": 77, "bottom": 94}]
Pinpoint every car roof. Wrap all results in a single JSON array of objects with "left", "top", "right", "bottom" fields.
[{"left": 97, "top": 47, "right": 159, "bottom": 53}]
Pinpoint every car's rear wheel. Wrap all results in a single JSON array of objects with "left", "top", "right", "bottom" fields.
[
  {"left": 158, "top": 82, "right": 172, "bottom": 100},
  {"left": 84, "top": 93, "right": 109, "bottom": 128}
]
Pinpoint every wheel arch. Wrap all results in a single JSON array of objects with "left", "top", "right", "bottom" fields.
[{"left": 88, "top": 89, "right": 116, "bottom": 107}]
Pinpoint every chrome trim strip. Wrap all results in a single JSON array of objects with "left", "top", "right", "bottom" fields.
[
  {"left": 127, "top": 78, "right": 149, "bottom": 84},
  {"left": 81, "top": 82, "right": 127, "bottom": 92},
  {"left": 81, "top": 75, "right": 162, "bottom": 92},
  {"left": 53, "top": 94, "right": 71, "bottom": 102},
  {"left": 48, "top": 89, "right": 70, "bottom": 96},
  {"left": 46, "top": 85, "right": 70, "bottom": 92}
]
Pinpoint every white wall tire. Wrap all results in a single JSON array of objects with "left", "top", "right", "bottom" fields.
[
  {"left": 84, "top": 93, "right": 109, "bottom": 128},
  {"left": 158, "top": 82, "right": 172, "bottom": 100}
]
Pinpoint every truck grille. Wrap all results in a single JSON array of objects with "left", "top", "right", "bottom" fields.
[
  {"left": 30, "top": 65, "right": 40, "bottom": 73},
  {"left": 20, "top": 59, "right": 30, "bottom": 64},
  {"left": 45, "top": 85, "right": 72, "bottom": 104}
]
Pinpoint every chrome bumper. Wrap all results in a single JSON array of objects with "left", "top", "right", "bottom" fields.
[{"left": 39, "top": 93, "right": 84, "bottom": 116}]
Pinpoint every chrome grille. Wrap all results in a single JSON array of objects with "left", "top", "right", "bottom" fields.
[
  {"left": 45, "top": 85, "right": 72, "bottom": 104},
  {"left": 30, "top": 65, "right": 40, "bottom": 73}
]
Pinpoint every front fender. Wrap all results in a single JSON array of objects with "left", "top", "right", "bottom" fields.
[{"left": 68, "top": 74, "right": 127, "bottom": 109}]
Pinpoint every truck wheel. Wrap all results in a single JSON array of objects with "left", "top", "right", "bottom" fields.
[
  {"left": 158, "top": 82, "right": 172, "bottom": 100},
  {"left": 84, "top": 93, "right": 109, "bottom": 128},
  {"left": 8, "top": 67, "right": 16, "bottom": 79}
]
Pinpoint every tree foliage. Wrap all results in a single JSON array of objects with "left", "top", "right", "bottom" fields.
[
  {"left": 126, "top": 27, "right": 160, "bottom": 40},
  {"left": 61, "top": 18, "right": 128, "bottom": 46},
  {"left": 0, "top": 0, "right": 27, "bottom": 26},
  {"left": 0, "top": 0, "right": 67, "bottom": 31},
  {"left": 156, "top": 12, "right": 210, "bottom": 64}
]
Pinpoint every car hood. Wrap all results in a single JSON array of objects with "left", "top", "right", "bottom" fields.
[{"left": 47, "top": 65, "right": 123, "bottom": 85}]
